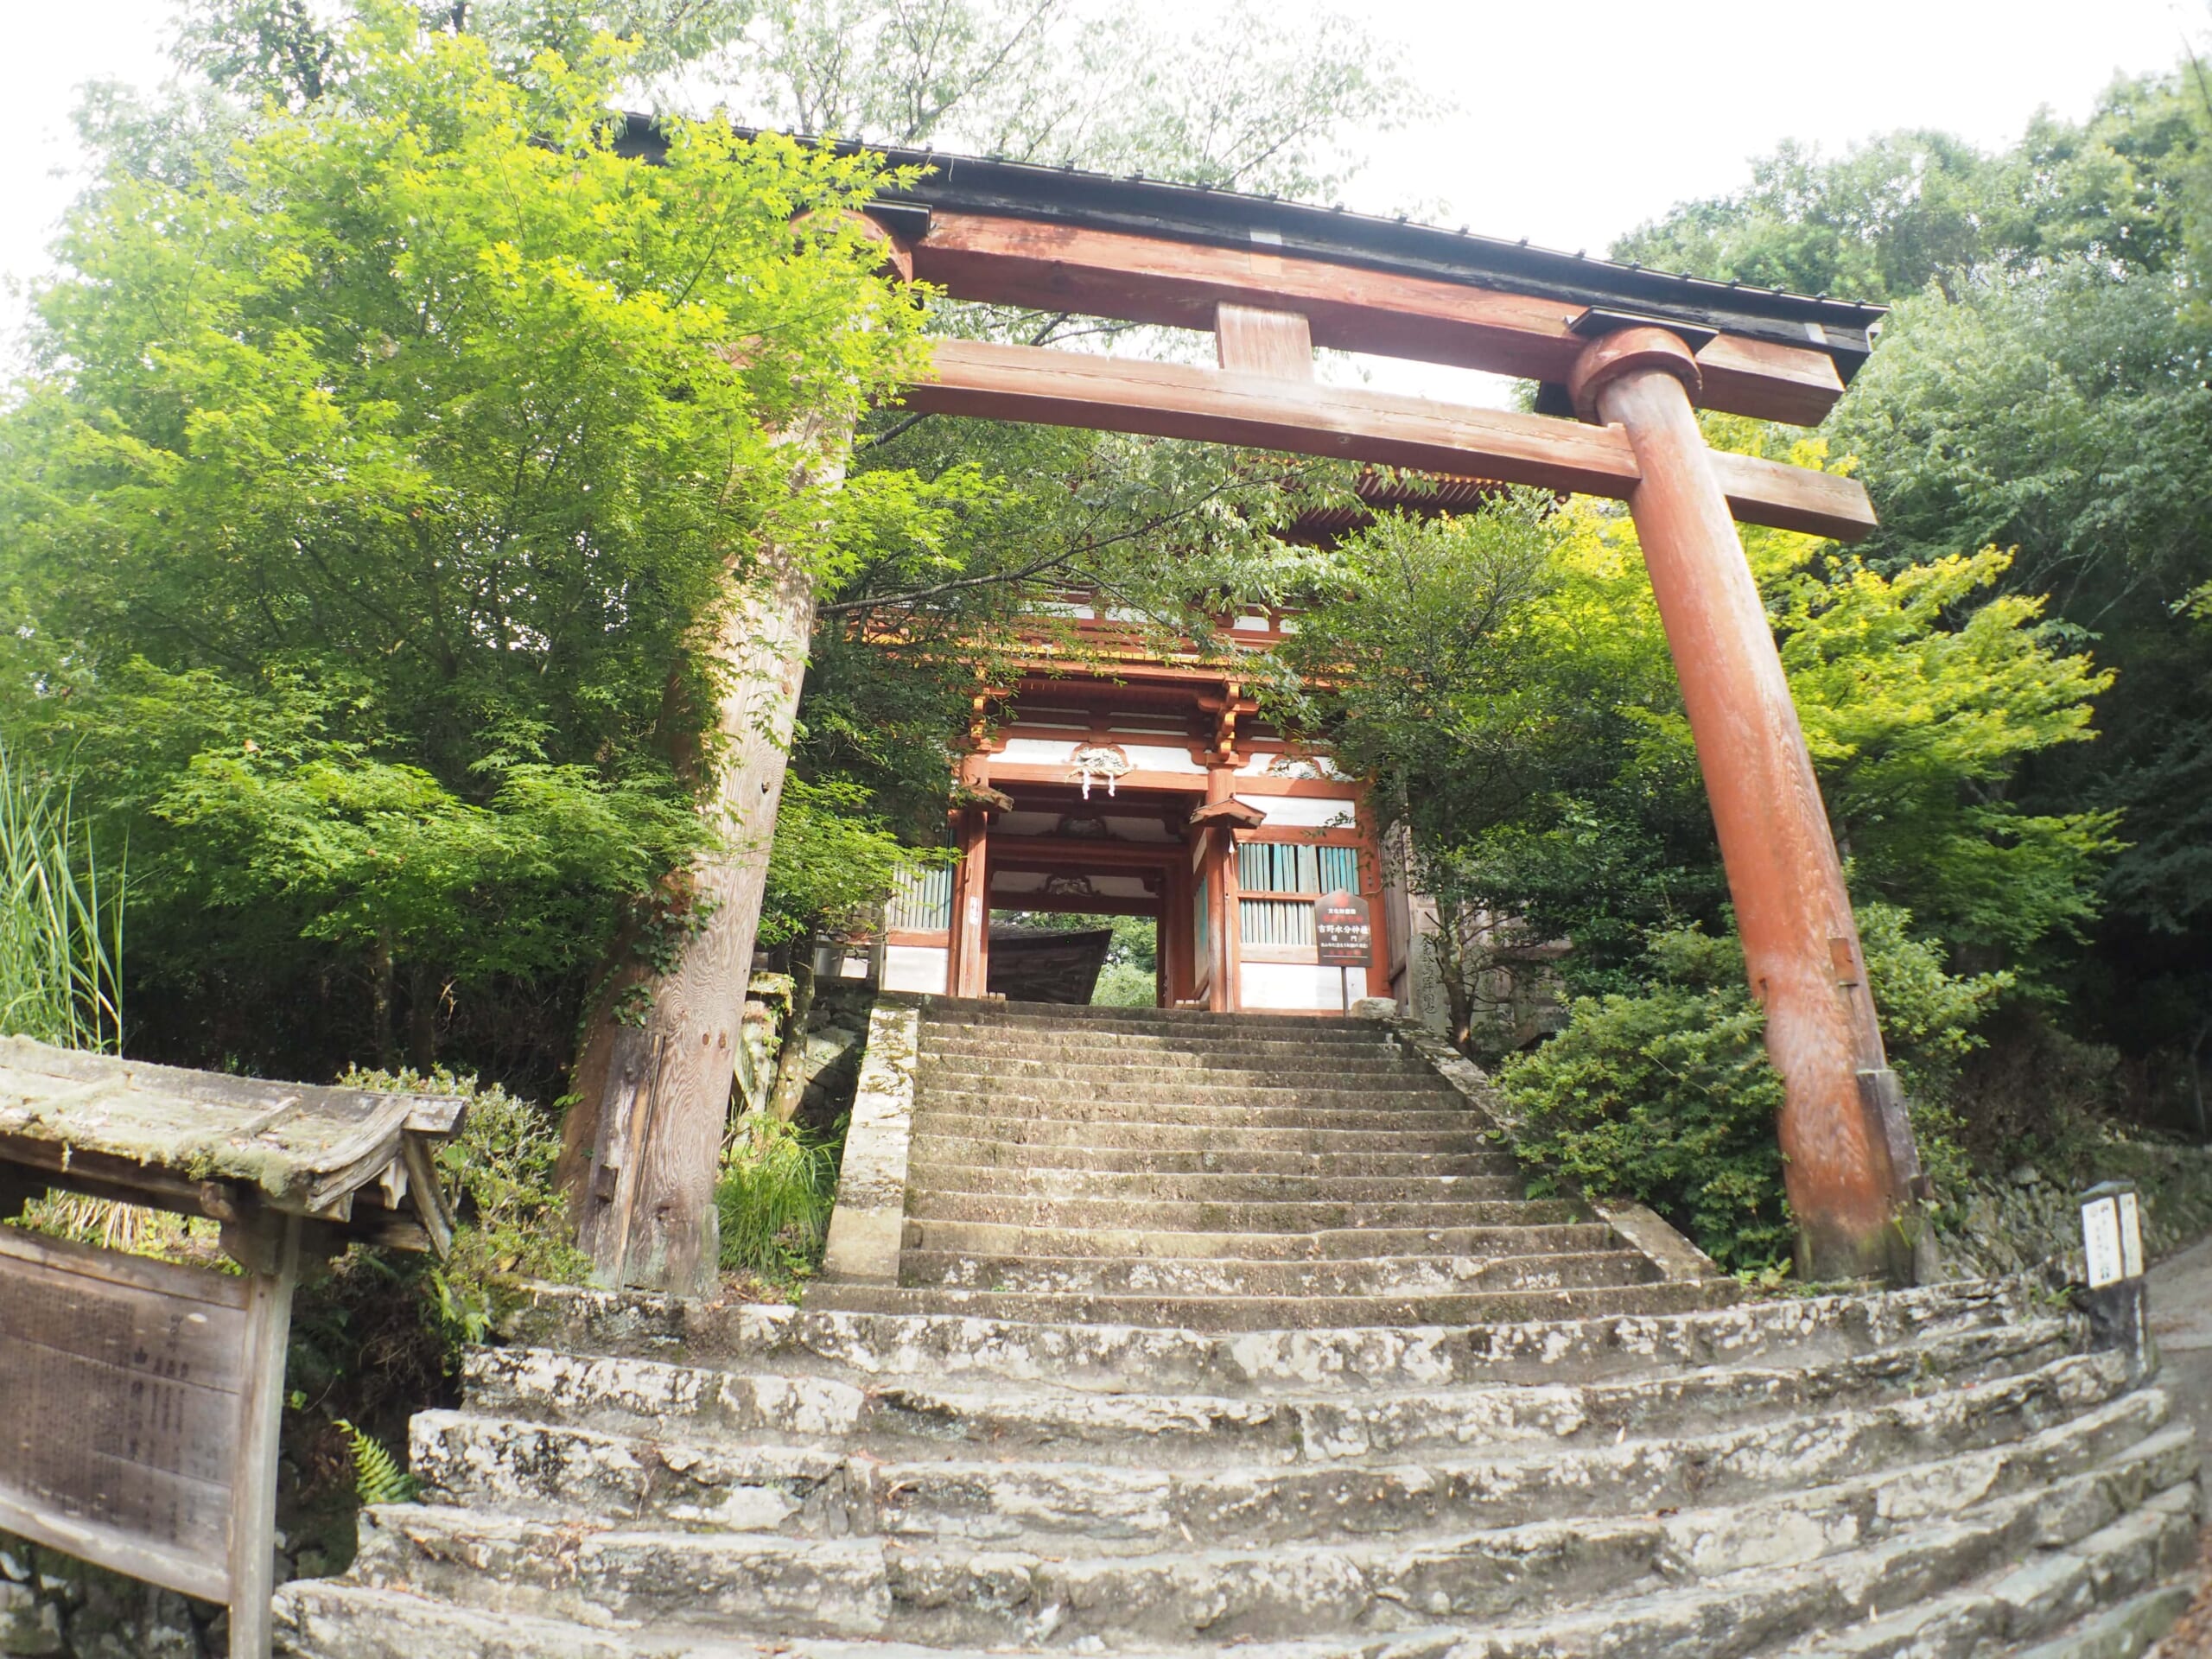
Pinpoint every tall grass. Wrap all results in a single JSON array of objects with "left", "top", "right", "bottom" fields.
[
  {"left": 715, "top": 1111, "right": 838, "bottom": 1281},
  {"left": 0, "top": 741, "right": 124, "bottom": 1054}
]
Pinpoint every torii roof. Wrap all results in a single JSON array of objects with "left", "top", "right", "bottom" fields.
[{"left": 615, "top": 117, "right": 1885, "bottom": 387}]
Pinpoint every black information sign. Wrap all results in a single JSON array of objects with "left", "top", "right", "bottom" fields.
[{"left": 1315, "top": 889, "right": 1372, "bottom": 966}]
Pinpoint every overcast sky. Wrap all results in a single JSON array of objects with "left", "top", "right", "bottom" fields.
[{"left": 3, "top": 0, "right": 2202, "bottom": 397}]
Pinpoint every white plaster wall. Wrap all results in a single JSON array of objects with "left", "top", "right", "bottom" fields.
[
  {"left": 881, "top": 944, "right": 949, "bottom": 995},
  {"left": 1241, "top": 962, "right": 1369, "bottom": 1011},
  {"left": 1235, "top": 793, "right": 1356, "bottom": 829}
]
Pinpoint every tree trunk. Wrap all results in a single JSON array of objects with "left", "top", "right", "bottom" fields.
[
  {"left": 370, "top": 934, "right": 396, "bottom": 1071},
  {"left": 767, "top": 950, "right": 817, "bottom": 1122},
  {"left": 407, "top": 963, "right": 441, "bottom": 1074},
  {"left": 558, "top": 429, "right": 849, "bottom": 1295}
]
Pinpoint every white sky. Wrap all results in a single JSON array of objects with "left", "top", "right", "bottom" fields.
[{"left": 3, "top": 0, "right": 2202, "bottom": 398}]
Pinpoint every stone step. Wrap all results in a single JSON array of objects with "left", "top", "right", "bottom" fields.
[
  {"left": 916, "top": 1090, "right": 1485, "bottom": 1123},
  {"left": 918, "top": 1053, "right": 1444, "bottom": 1086},
  {"left": 924, "top": 1059, "right": 1436, "bottom": 1087},
  {"left": 500, "top": 1280, "right": 2031, "bottom": 1395},
  {"left": 336, "top": 1421, "right": 2196, "bottom": 1649},
  {"left": 462, "top": 1317, "right": 2076, "bottom": 1472},
  {"left": 901, "top": 1215, "right": 1620, "bottom": 1262},
  {"left": 925, "top": 1039, "right": 1424, "bottom": 1065},
  {"left": 905, "top": 1109, "right": 1503, "bottom": 1155},
  {"left": 800, "top": 1275, "right": 1736, "bottom": 1330},
  {"left": 519, "top": 1281, "right": 2016, "bottom": 1392},
  {"left": 2011, "top": 1579, "right": 2197, "bottom": 1659},
  {"left": 916, "top": 1071, "right": 1461, "bottom": 1107},
  {"left": 903, "top": 1133, "right": 1522, "bottom": 1178},
  {"left": 899, "top": 1161, "right": 1530, "bottom": 1204},
  {"left": 897, "top": 1246, "right": 1659, "bottom": 1298},
  {"left": 930, "top": 1000, "right": 1373, "bottom": 1035},
  {"left": 1772, "top": 1485, "right": 2201, "bottom": 1658},
  {"left": 410, "top": 1357, "right": 2155, "bottom": 1549},
  {"left": 269, "top": 1470, "right": 2202, "bottom": 1658},
  {"left": 902, "top": 1189, "right": 1579, "bottom": 1233}
]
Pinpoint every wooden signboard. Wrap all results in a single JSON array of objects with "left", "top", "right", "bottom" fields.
[
  {"left": 0, "top": 1221, "right": 299, "bottom": 1654},
  {"left": 1315, "top": 889, "right": 1373, "bottom": 967},
  {"left": 0, "top": 1037, "right": 465, "bottom": 1658}
]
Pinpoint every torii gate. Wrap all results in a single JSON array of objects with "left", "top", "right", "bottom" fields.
[{"left": 565, "top": 130, "right": 1923, "bottom": 1294}]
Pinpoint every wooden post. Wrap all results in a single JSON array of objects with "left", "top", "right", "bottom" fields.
[
  {"left": 563, "top": 425, "right": 852, "bottom": 1295},
  {"left": 227, "top": 1211, "right": 300, "bottom": 1659},
  {"left": 1569, "top": 327, "right": 1923, "bottom": 1283},
  {"left": 947, "top": 804, "right": 991, "bottom": 997}
]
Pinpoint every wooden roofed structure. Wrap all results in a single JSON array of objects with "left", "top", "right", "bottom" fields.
[{"left": 0, "top": 1041, "right": 471, "bottom": 1657}]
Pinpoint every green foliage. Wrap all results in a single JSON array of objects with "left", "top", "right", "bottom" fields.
[
  {"left": 1281, "top": 490, "right": 2113, "bottom": 1039},
  {"left": 1499, "top": 907, "right": 2002, "bottom": 1271},
  {"left": 334, "top": 1418, "right": 418, "bottom": 1506},
  {"left": 341, "top": 1064, "right": 588, "bottom": 1351},
  {"left": 1609, "top": 67, "right": 2212, "bottom": 1090},
  {"left": 1612, "top": 74, "right": 2202, "bottom": 302},
  {"left": 1092, "top": 915, "right": 1160, "bottom": 1007},
  {"left": 0, "top": 743, "right": 125, "bottom": 1055},
  {"left": 762, "top": 778, "right": 949, "bottom": 948},
  {"left": 0, "top": 11, "right": 926, "bottom": 1082},
  {"left": 715, "top": 1110, "right": 839, "bottom": 1283}
]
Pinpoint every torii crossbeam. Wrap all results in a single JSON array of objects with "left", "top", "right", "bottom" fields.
[{"left": 576, "top": 127, "right": 1923, "bottom": 1291}]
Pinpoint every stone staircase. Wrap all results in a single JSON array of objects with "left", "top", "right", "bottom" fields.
[
  {"left": 273, "top": 1001, "right": 2203, "bottom": 1659},
  {"left": 809, "top": 999, "right": 1732, "bottom": 1329}
]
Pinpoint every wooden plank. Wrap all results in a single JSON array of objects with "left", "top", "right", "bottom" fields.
[
  {"left": 909, "top": 212, "right": 1847, "bottom": 425},
  {"left": 1695, "top": 334, "right": 1846, "bottom": 429},
  {"left": 0, "top": 1236, "right": 246, "bottom": 1604},
  {"left": 1216, "top": 304, "right": 1313, "bottom": 378},
  {"left": 1707, "top": 451, "right": 1878, "bottom": 541},
  {"left": 229, "top": 1213, "right": 300, "bottom": 1659},
  {"left": 0, "top": 1490, "right": 230, "bottom": 1605},
  {"left": 906, "top": 340, "right": 1877, "bottom": 540},
  {"left": 0, "top": 1224, "right": 250, "bottom": 1310}
]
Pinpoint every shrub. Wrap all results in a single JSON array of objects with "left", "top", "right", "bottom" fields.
[{"left": 1498, "top": 906, "right": 2000, "bottom": 1273}]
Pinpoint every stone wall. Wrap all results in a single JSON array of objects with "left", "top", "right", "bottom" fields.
[
  {"left": 1933, "top": 1135, "right": 2212, "bottom": 1281},
  {"left": 0, "top": 1536, "right": 219, "bottom": 1658}
]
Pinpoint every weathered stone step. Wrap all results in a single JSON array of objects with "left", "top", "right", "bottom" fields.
[
  {"left": 906, "top": 1109, "right": 1502, "bottom": 1155},
  {"left": 919, "top": 1053, "right": 1443, "bottom": 1086},
  {"left": 901, "top": 1215, "right": 1618, "bottom": 1263},
  {"left": 500, "top": 1281, "right": 2027, "bottom": 1395},
  {"left": 270, "top": 1466, "right": 2203, "bottom": 1658},
  {"left": 1770, "top": 1484, "right": 2200, "bottom": 1658},
  {"left": 899, "top": 1161, "right": 1529, "bottom": 1204},
  {"left": 931, "top": 1000, "right": 1372, "bottom": 1035},
  {"left": 2008, "top": 1578, "right": 2197, "bottom": 1659},
  {"left": 924, "top": 1031, "right": 1421, "bottom": 1061},
  {"left": 338, "top": 1421, "right": 2196, "bottom": 1649},
  {"left": 899, "top": 1247, "right": 1658, "bottom": 1299},
  {"left": 904, "top": 1133, "right": 1522, "bottom": 1178},
  {"left": 918, "top": 1057, "right": 1457, "bottom": 1093},
  {"left": 800, "top": 1275, "right": 1734, "bottom": 1330},
  {"left": 903, "top": 1189, "right": 1577, "bottom": 1233},
  {"left": 412, "top": 1357, "right": 2154, "bottom": 1550},
  {"left": 463, "top": 1318, "right": 2075, "bottom": 1473},
  {"left": 917, "top": 1089, "right": 1483, "bottom": 1122}
]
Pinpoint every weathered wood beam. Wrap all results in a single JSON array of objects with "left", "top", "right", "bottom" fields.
[
  {"left": 908, "top": 213, "right": 1847, "bottom": 426},
  {"left": 904, "top": 340, "right": 1876, "bottom": 541}
]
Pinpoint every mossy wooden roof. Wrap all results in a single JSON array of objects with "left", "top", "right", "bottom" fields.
[{"left": 0, "top": 1038, "right": 467, "bottom": 1251}]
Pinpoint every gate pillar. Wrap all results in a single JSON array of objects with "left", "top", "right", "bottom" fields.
[{"left": 1570, "top": 327, "right": 1925, "bottom": 1284}]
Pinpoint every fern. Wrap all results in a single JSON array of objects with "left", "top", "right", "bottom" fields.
[{"left": 335, "top": 1420, "right": 418, "bottom": 1506}]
